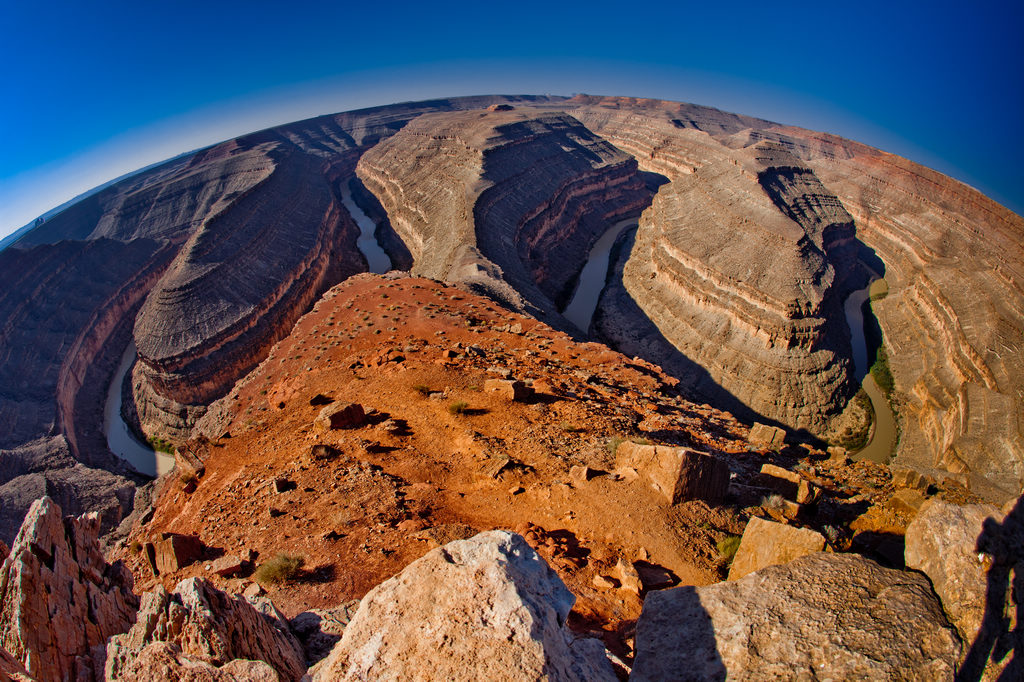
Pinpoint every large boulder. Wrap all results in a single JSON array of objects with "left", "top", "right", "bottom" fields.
[
  {"left": 0, "top": 497, "right": 138, "bottom": 681},
  {"left": 727, "top": 516, "right": 825, "bottom": 580},
  {"left": 616, "top": 442, "right": 729, "bottom": 505},
  {"left": 905, "top": 499, "right": 1002, "bottom": 640},
  {"left": 105, "top": 578, "right": 306, "bottom": 681},
  {"left": 632, "top": 553, "right": 962, "bottom": 681},
  {"left": 905, "top": 497, "right": 1023, "bottom": 679},
  {"left": 313, "top": 530, "right": 615, "bottom": 681}
]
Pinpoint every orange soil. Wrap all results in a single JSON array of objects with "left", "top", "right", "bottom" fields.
[{"left": 112, "top": 273, "right": 981, "bottom": 657}]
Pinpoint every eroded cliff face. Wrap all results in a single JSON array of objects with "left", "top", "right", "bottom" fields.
[
  {"left": 571, "top": 113, "right": 860, "bottom": 435},
  {"left": 567, "top": 95, "right": 1024, "bottom": 501},
  {"left": 128, "top": 145, "right": 364, "bottom": 440},
  {"left": 0, "top": 96, "right": 566, "bottom": 535},
  {"left": 1, "top": 92, "right": 1021, "bottom": 525},
  {"left": 797, "top": 138, "right": 1024, "bottom": 501},
  {"left": 356, "top": 109, "right": 653, "bottom": 320}
]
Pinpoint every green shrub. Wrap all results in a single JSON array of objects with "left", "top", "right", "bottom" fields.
[
  {"left": 717, "top": 535, "right": 742, "bottom": 562},
  {"left": 147, "top": 436, "right": 175, "bottom": 454},
  {"left": 255, "top": 554, "right": 305, "bottom": 584},
  {"left": 412, "top": 384, "right": 432, "bottom": 396},
  {"left": 448, "top": 401, "right": 469, "bottom": 415},
  {"left": 607, "top": 435, "right": 626, "bottom": 455},
  {"left": 871, "top": 346, "right": 894, "bottom": 395}
]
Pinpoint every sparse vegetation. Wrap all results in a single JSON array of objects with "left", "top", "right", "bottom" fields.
[
  {"left": 448, "top": 401, "right": 469, "bottom": 415},
  {"left": 560, "top": 421, "right": 583, "bottom": 433},
  {"left": 870, "top": 346, "right": 894, "bottom": 395},
  {"left": 147, "top": 436, "right": 175, "bottom": 454},
  {"left": 717, "top": 535, "right": 742, "bottom": 562},
  {"left": 822, "top": 525, "right": 841, "bottom": 545},
  {"left": 255, "top": 554, "right": 305, "bottom": 584},
  {"left": 607, "top": 435, "right": 626, "bottom": 455},
  {"left": 761, "top": 494, "right": 786, "bottom": 512},
  {"left": 129, "top": 540, "right": 143, "bottom": 554},
  {"left": 831, "top": 389, "right": 873, "bottom": 451},
  {"left": 413, "top": 384, "right": 432, "bottom": 396},
  {"left": 868, "top": 278, "right": 889, "bottom": 301}
]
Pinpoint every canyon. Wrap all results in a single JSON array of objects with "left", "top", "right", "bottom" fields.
[{"left": 0, "top": 92, "right": 1021, "bottom": 677}]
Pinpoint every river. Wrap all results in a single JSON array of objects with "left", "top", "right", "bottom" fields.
[
  {"left": 104, "top": 341, "right": 174, "bottom": 477},
  {"left": 562, "top": 218, "right": 638, "bottom": 333},
  {"left": 843, "top": 284, "right": 896, "bottom": 463},
  {"left": 102, "top": 188, "right": 391, "bottom": 477},
  {"left": 341, "top": 184, "right": 392, "bottom": 274}
]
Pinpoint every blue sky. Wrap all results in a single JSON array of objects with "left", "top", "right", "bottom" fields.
[{"left": 2, "top": 0, "right": 1022, "bottom": 237}]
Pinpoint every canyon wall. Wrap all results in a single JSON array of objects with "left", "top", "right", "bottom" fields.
[
  {"left": 356, "top": 109, "right": 653, "bottom": 321},
  {"left": 0, "top": 96, "right": 566, "bottom": 536},
  {"left": 1, "top": 90, "right": 1020, "bottom": 530},
  {"left": 565, "top": 96, "right": 1024, "bottom": 501},
  {"left": 564, "top": 100, "right": 860, "bottom": 436}
]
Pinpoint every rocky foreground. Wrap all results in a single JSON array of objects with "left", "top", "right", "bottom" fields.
[
  {"left": 0, "top": 490, "right": 1016, "bottom": 679},
  {"left": 1, "top": 275, "right": 1017, "bottom": 680}
]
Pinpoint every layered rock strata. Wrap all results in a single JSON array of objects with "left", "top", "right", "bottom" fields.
[
  {"left": 0, "top": 96, "right": 562, "bottom": 534},
  {"left": 0, "top": 497, "right": 138, "bottom": 681},
  {"left": 567, "top": 95, "right": 1024, "bottom": 499},
  {"left": 128, "top": 145, "right": 364, "bottom": 440},
  {"left": 356, "top": 109, "right": 652, "bottom": 321},
  {"left": 0, "top": 437, "right": 135, "bottom": 545},
  {"left": 596, "top": 141, "right": 858, "bottom": 433}
]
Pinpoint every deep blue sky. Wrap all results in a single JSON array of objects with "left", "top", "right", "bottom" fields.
[{"left": 2, "top": 0, "right": 1022, "bottom": 237}]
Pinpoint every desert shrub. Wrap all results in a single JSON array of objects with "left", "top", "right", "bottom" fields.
[
  {"left": 607, "top": 435, "right": 626, "bottom": 455},
  {"left": 717, "top": 535, "right": 742, "bottom": 562},
  {"left": 761, "top": 494, "right": 786, "bottom": 512},
  {"left": 147, "top": 436, "right": 175, "bottom": 454},
  {"left": 871, "top": 347, "right": 894, "bottom": 395},
  {"left": 412, "top": 384, "right": 432, "bottom": 396},
  {"left": 255, "top": 554, "right": 305, "bottom": 584},
  {"left": 448, "top": 401, "right": 469, "bottom": 415}
]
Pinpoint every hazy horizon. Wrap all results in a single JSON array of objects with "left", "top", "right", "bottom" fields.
[{"left": 3, "top": 1, "right": 1022, "bottom": 239}]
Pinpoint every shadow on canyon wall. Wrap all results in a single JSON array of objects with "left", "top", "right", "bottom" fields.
[
  {"left": 957, "top": 496, "right": 1024, "bottom": 681},
  {"left": 588, "top": 227, "right": 889, "bottom": 448},
  {"left": 590, "top": 227, "right": 808, "bottom": 440}
]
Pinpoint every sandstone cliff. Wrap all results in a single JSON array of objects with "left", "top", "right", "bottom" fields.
[
  {"left": 356, "top": 109, "right": 653, "bottom": 322},
  {"left": 592, "top": 135, "right": 859, "bottom": 435},
  {"left": 564, "top": 95, "right": 1024, "bottom": 501},
  {"left": 0, "top": 96, "right": 564, "bottom": 537}
]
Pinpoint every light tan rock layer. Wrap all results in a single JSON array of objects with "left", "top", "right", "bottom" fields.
[
  {"left": 313, "top": 530, "right": 615, "bottom": 681},
  {"left": 632, "top": 552, "right": 962, "bottom": 681},
  {"left": 356, "top": 109, "right": 651, "bottom": 320},
  {"left": 566, "top": 95, "right": 1024, "bottom": 501}
]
